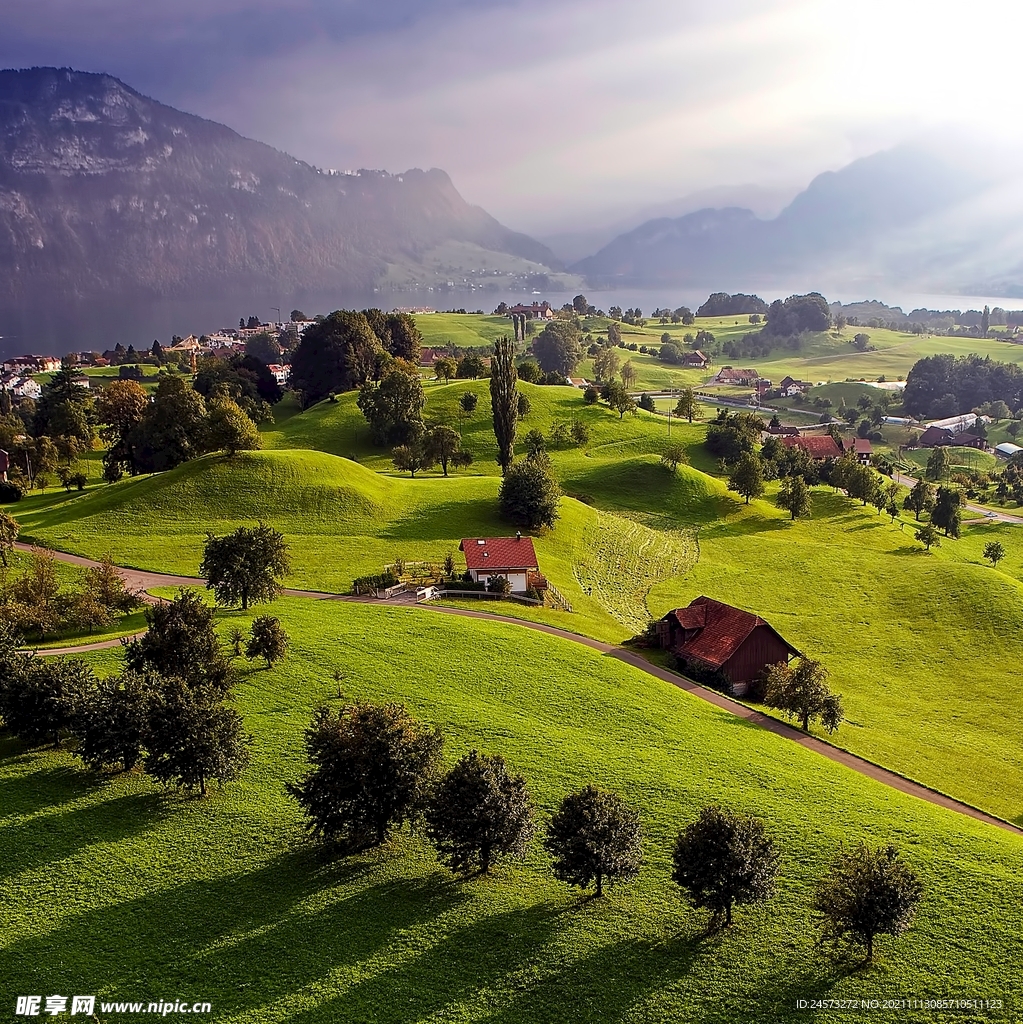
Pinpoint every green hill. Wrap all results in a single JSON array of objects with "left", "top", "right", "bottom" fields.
[{"left": 3, "top": 599, "right": 1021, "bottom": 1023}]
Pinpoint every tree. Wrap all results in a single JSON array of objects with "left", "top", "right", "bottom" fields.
[
  {"left": 524, "top": 428, "right": 547, "bottom": 460},
  {"left": 490, "top": 337, "right": 519, "bottom": 476},
  {"left": 931, "top": 486, "right": 964, "bottom": 538},
  {"left": 671, "top": 805, "right": 779, "bottom": 929},
  {"left": 34, "top": 358, "right": 95, "bottom": 444},
  {"left": 620, "top": 360, "right": 637, "bottom": 390},
  {"left": 925, "top": 446, "right": 951, "bottom": 482},
  {"left": 200, "top": 524, "right": 290, "bottom": 611},
  {"left": 592, "top": 347, "right": 620, "bottom": 383},
  {"left": 777, "top": 475, "right": 811, "bottom": 520},
  {"left": 245, "top": 331, "right": 281, "bottom": 365},
  {"left": 916, "top": 523, "right": 940, "bottom": 551},
  {"left": 425, "top": 750, "right": 535, "bottom": 875},
  {"left": 673, "top": 388, "right": 700, "bottom": 424},
  {"left": 517, "top": 393, "right": 531, "bottom": 418},
  {"left": 456, "top": 354, "right": 487, "bottom": 379},
  {"left": 459, "top": 391, "right": 479, "bottom": 417},
  {"left": 424, "top": 425, "right": 466, "bottom": 476},
  {"left": 0, "top": 510, "right": 18, "bottom": 567},
  {"left": 96, "top": 379, "right": 149, "bottom": 476},
  {"left": 845, "top": 463, "right": 882, "bottom": 506},
  {"left": 498, "top": 459, "right": 561, "bottom": 529},
  {"left": 288, "top": 310, "right": 381, "bottom": 405},
  {"left": 764, "top": 657, "right": 843, "bottom": 732},
  {"left": 605, "top": 381, "right": 636, "bottom": 419},
  {"left": 572, "top": 293, "right": 589, "bottom": 315},
  {"left": 545, "top": 785, "right": 642, "bottom": 897},
  {"left": 384, "top": 312, "right": 423, "bottom": 364},
  {"left": 207, "top": 395, "right": 262, "bottom": 455},
  {"left": 815, "top": 844, "right": 922, "bottom": 962},
  {"left": 85, "top": 554, "right": 141, "bottom": 615},
  {"left": 123, "top": 589, "right": 233, "bottom": 693},
  {"left": 132, "top": 376, "right": 211, "bottom": 473},
  {"left": 728, "top": 452, "right": 765, "bottom": 504},
  {"left": 606, "top": 321, "right": 622, "bottom": 345},
  {"left": 984, "top": 540, "right": 1006, "bottom": 567},
  {"left": 981, "top": 304, "right": 991, "bottom": 337},
  {"left": 246, "top": 615, "right": 289, "bottom": 668},
  {"left": 903, "top": 479, "right": 935, "bottom": 521},
  {"left": 391, "top": 435, "right": 435, "bottom": 477},
  {"left": 661, "top": 442, "right": 689, "bottom": 475},
  {"left": 145, "top": 676, "right": 250, "bottom": 796},
  {"left": 287, "top": 701, "right": 443, "bottom": 850},
  {"left": 852, "top": 332, "right": 870, "bottom": 351},
  {"left": 73, "top": 670, "right": 151, "bottom": 772},
  {"left": 357, "top": 366, "right": 426, "bottom": 446},
  {"left": 583, "top": 385, "right": 599, "bottom": 405},
  {"left": 434, "top": 357, "right": 458, "bottom": 382},
  {"left": 532, "top": 321, "right": 582, "bottom": 376},
  {"left": 0, "top": 655, "right": 95, "bottom": 746}
]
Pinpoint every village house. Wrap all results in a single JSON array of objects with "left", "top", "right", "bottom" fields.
[
  {"left": 267, "top": 364, "right": 290, "bottom": 385},
  {"left": 780, "top": 434, "right": 843, "bottom": 459},
  {"left": 778, "top": 375, "right": 812, "bottom": 396},
  {"left": 2, "top": 354, "right": 60, "bottom": 373},
  {"left": 0, "top": 373, "right": 42, "bottom": 400},
  {"left": 506, "top": 302, "right": 555, "bottom": 320},
  {"left": 654, "top": 596, "right": 799, "bottom": 695},
  {"left": 714, "top": 367, "right": 760, "bottom": 386},
  {"left": 845, "top": 437, "right": 873, "bottom": 465},
  {"left": 459, "top": 536, "right": 541, "bottom": 593},
  {"left": 682, "top": 350, "right": 709, "bottom": 368}
]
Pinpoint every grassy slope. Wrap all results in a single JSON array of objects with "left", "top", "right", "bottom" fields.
[
  {"left": 3, "top": 599, "right": 1022, "bottom": 1024},
  {"left": 15, "top": 382, "right": 1023, "bottom": 818}
]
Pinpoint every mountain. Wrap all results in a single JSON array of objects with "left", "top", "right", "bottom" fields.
[
  {"left": 0, "top": 67, "right": 561, "bottom": 305},
  {"left": 539, "top": 184, "right": 800, "bottom": 264},
  {"left": 572, "top": 147, "right": 1005, "bottom": 292}
]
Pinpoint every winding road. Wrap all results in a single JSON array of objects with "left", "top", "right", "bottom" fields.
[{"left": 14, "top": 542, "right": 1020, "bottom": 837}]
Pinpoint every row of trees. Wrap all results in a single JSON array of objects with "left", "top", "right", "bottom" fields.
[
  {"left": 903, "top": 353, "right": 1023, "bottom": 419},
  {"left": 290, "top": 698, "right": 918, "bottom": 959}
]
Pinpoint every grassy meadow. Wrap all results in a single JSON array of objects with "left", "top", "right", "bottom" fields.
[{"left": 3, "top": 600, "right": 1023, "bottom": 1023}]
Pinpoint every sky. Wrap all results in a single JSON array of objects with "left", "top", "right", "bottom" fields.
[{"left": 3, "top": 0, "right": 1021, "bottom": 237}]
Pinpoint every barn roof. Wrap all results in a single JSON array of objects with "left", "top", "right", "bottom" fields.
[
  {"left": 780, "top": 434, "right": 842, "bottom": 459},
  {"left": 459, "top": 536, "right": 539, "bottom": 571},
  {"left": 918, "top": 425, "right": 954, "bottom": 447},
  {"left": 849, "top": 438, "right": 873, "bottom": 454},
  {"left": 665, "top": 596, "right": 798, "bottom": 669}
]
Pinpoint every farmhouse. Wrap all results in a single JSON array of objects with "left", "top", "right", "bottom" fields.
[
  {"left": 780, "top": 434, "right": 843, "bottom": 459},
  {"left": 654, "top": 596, "right": 799, "bottom": 695},
  {"left": 715, "top": 367, "right": 760, "bottom": 385},
  {"left": 682, "top": 350, "right": 709, "bottom": 368},
  {"left": 507, "top": 303, "right": 555, "bottom": 320},
  {"left": 846, "top": 437, "right": 873, "bottom": 464},
  {"left": 459, "top": 536, "right": 540, "bottom": 593},
  {"left": 917, "top": 426, "right": 956, "bottom": 448},
  {"left": 778, "top": 375, "right": 812, "bottom": 395}
]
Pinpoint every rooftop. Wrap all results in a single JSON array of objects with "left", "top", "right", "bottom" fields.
[
  {"left": 668, "top": 596, "right": 797, "bottom": 669},
  {"left": 459, "top": 536, "right": 539, "bottom": 572}
]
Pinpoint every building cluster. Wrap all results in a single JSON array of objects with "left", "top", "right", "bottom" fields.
[{"left": 1, "top": 354, "right": 58, "bottom": 400}]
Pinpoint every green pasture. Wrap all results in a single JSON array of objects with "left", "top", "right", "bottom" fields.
[{"left": 3, "top": 599, "right": 1022, "bottom": 1024}]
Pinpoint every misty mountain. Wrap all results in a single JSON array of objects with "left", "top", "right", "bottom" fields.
[
  {"left": 572, "top": 147, "right": 1004, "bottom": 292},
  {"left": 0, "top": 67, "right": 560, "bottom": 306}
]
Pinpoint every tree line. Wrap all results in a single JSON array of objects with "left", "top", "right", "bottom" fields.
[{"left": 288, "top": 697, "right": 920, "bottom": 962}]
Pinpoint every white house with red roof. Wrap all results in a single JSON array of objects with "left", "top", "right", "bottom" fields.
[{"left": 459, "top": 536, "right": 540, "bottom": 592}]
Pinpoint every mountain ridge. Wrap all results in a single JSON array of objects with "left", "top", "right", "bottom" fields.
[{"left": 0, "top": 67, "right": 561, "bottom": 304}]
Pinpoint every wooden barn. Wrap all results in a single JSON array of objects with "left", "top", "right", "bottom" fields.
[{"left": 655, "top": 596, "right": 799, "bottom": 695}]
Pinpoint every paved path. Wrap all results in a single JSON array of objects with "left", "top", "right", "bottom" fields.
[{"left": 16, "top": 542, "right": 1020, "bottom": 836}]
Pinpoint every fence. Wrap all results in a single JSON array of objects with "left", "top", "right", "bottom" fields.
[{"left": 416, "top": 587, "right": 543, "bottom": 607}]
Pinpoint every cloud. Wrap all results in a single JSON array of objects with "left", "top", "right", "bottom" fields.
[{"left": 2, "top": 0, "right": 1021, "bottom": 235}]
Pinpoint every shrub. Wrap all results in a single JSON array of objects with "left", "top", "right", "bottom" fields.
[
  {"left": 583, "top": 386, "right": 599, "bottom": 405},
  {"left": 0, "top": 480, "right": 24, "bottom": 503},
  {"left": 498, "top": 460, "right": 561, "bottom": 529}
]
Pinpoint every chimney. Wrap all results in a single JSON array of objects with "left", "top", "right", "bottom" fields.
[{"left": 516, "top": 531, "right": 521, "bottom": 540}]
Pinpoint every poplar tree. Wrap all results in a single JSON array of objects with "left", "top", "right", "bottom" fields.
[{"left": 490, "top": 337, "right": 518, "bottom": 475}]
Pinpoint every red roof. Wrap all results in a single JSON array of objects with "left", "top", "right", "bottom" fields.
[
  {"left": 459, "top": 537, "right": 539, "bottom": 571},
  {"left": 850, "top": 438, "right": 873, "bottom": 454},
  {"left": 781, "top": 434, "right": 842, "bottom": 459},
  {"left": 666, "top": 596, "right": 797, "bottom": 669}
]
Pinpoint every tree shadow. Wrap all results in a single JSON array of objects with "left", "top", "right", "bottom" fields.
[
  {"left": 0, "top": 788, "right": 170, "bottom": 881},
  {"left": 3, "top": 846, "right": 452, "bottom": 1007},
  {"left": 281, "top": 899, "right": 564, "bottom": 1024},
  {"left": 0, "top": 760, "right": 112, "bottom": 817}
]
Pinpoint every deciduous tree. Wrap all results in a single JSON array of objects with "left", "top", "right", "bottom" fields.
[
  {"left": 673, "top": 388, "right": 701, "bottom": 424},
  {"left": 288, "top": 701, "right": 443, "bottom": 850},
  {"left": 764, "top": 657, "right": 842, "bottom": 732},
  {"left": 357, "top": 365, "right": 426, "bottom": 446},
  {"left": 661, "top": 442, "right": 689, "bottom": 475},
  {"left": 73, "top": 670, "right": 151, "bottom": 772},
  {"left": 200, "top": 524, "right": 290, "bottom": 611},
  {"left": 545, "top": 785, "right": 642, "bottom": 896},
  {"left": 916, "top": 523, "right": 940, "bottom": 551},
  {"left": 815, "top": 843, "right": 922, "bottom": 962},
  {"left": 728, "top": 451, "right": 765, "bottom": 503},
  {"left": 246, "top": 615, "right": 289, "bottom": 668},
  {"left": 532, "top": 321, "right": 582, "bottom": 376},
  {"left": 903, "top": 479, "right": 934, "bottom": 521},
  {"left": 984, "top": 540, "right": 1006, "bottom": 567},
  {"left": 425, "top": 750, "right": 535, "bottom": 875},
  {"left": 777, "top": 475, "right": 812, "bottom": 520},
  {"left": 671, "top": 805, "right": 779, "bottom": 928},
  {"left": 490, "top": 337, "right": 519, "bottom": 475},
  {"left": 0, "top": 510, "right": 18, "bottom": 567},
  {"left": 931, "top": 486, "right": 964, "bottom": 538},
  {"left": 498, "top": 459, "right": 561, "bottom": 529}
]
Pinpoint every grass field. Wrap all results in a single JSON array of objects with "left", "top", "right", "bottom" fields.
[{"left": 3, "top": 599, "right": 1023, "bottom": 1023}]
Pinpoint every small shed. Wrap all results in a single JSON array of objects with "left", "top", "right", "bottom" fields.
[
  {"left": 655, "top": 596, "right": 799, "bottom": 695},
  {"left": 459, "top": 536, "right": 539, "bottom": 592}
]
